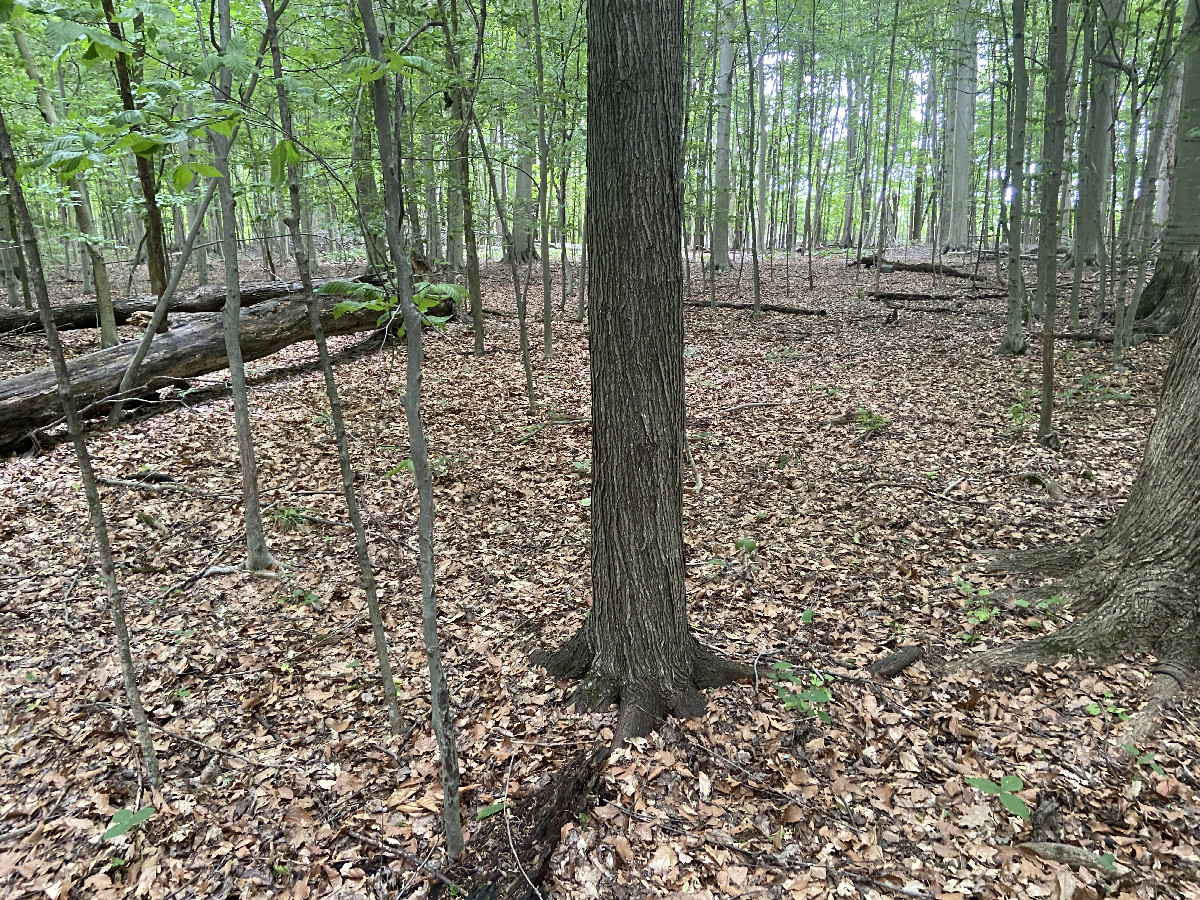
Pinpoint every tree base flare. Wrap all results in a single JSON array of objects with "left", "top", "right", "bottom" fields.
[{"left": 532, "top": 630, "right": 751, "bottom": 741}]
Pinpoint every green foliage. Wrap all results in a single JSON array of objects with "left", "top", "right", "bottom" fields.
[
  {"left": 572, "top": 458, "right": 592, "bottom": 477},
  {"left": 1121, "top": 744, "right": 1165, "bottom": 776},
  {"left": 103, "top": 807, "right": 155, "bottom": 840},
  {"left": 734, "top": 537, "right": 757, "bottom": 554},
  {"left": 476, "top": 800, "right": 512, "bottom": 820},
  {"left": 269, "top": 139, "right": 302, "bottom": 186},
  {"left": 268, "top": 505, "right": 313, "bottom": 532},
  {"left": 855, "top": 408, "right": 889, "bottom": 433},
  {"left": 1084, "top": 692, "right": 1128, "bottom": 721},
  {"left": 321, "top": 280, "right": 462, "bottom": 332},
  {"left": 1008, "top": 388, "right": 1038, "bottom": 433},
  {"left": 770, "top": 664, "right": 832, "bottom": 723},
  {"left": 964, "top": 775, "right": 1030, "bottom": 821}
]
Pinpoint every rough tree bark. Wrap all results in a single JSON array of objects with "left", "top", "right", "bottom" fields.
[
  {"left": 955, "top": 260, "right": 1200, "bottom": 721},
  {"left": 1139, "top": 0, "right": 1200, "bottom": 333},
  {"left": 534, "top": 0, "right": 748, "bottom": 740}
]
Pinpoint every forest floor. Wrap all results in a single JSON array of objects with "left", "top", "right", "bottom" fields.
[{"left": 1, "top": 252, "right": 1198, "bottom": 900}]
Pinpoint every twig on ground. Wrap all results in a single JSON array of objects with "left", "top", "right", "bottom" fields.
[{"left": 347, "top": 829, "right": 468, "bottom": 896}]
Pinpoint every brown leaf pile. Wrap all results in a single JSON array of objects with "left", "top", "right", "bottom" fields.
[{"left": 1, "top": 255, "right": 1197, "bottom": 900}]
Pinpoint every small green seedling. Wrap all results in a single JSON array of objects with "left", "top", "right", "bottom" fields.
[
  {"left": 734, "top": 537, "right": 757, "bottom": 554},
  {"left": 104, "top": 807, "right": 155, "bottom": 840},
  {"left": 1085, "top": 692, "right": 1128, "bottom": 721},
  {"left": 770, "top": 663, "right": 833, "bottom": 723},
  {"left": 572, "top": 458, "right": 592, "bottom": 477},
  {"left": 855, "top": 408, "right": 889, "bottom": 433},
  {"left": 1121, "top": 743, "right": 1164, "bottom": 776},
  {"left": 964, "top": 776, "right": 1030, "bottom": 821},
  {"left": 476, "top": 801, "right": 512, "bottom": 820}
]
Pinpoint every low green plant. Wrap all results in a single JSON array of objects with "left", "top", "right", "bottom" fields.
[
  {"left": 320, "top": 279, "right": 461, "bottom": 333},
  {"left": 1008, "top": 387, "right": 1038, "bottom": 433},
  {"left": 285, "top": 588, "right": 320, "bottom": 608},
  {"left": 1085, "top": 692, "right": 1128, "bottom": 721},
  {"left": 855, "top": 408, "right": 889, "bottom": 433},
  {"left": 103, "top": 807, "right": 155, "bottom": 840},
  {"left": 1121, "top": 743, "right": 1164, "bottom": 776},
  {"left": 770, "top": 663, "right": 832, "bottom": 723},
  {"left": 268, "top": 505, "right": 313, "bottom": 532},
  {"left": 734, "top": 537, "right": 757, "bottom": 554},
  {"left": 572, "top": 458, "right": 592, "bottom": 477},
  {"left": 964, "top": 775, "right": 1030, "bottom": 820},
  {"left": 1012, "top": 595, "right": 1065, "bottom": 629}
]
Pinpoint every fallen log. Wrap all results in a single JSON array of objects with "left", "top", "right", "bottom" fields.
[
  {"left": 0, "top": 275, "right": 379, "bottom": 334},
  {"left": 853, "top": 254, "right": 989, "bottom": 282},
  {"left": 685, "top": 300, "right": 826, "bottom": 315},
  {"left": 0, "top": 295, "right": 406, "bottom": 451}
]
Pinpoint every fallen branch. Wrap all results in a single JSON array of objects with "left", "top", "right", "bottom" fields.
[
  {"left": 868, "top": 646, "right": 925, "bottom": 678},
  {"left": 0, "top": 275, "right": 378, "bottom": 334},
  {"left": 853, "top": 254, "right": 989, "bottom": 282},
  {"left": 685, "top": 300, "right": 826, "bottom": 315},
  {"left": 0, "top": 296, "right": 412, "bottom": 452},
  {"left": 1018, "top": 842, "right": 1130, "bottom": 876}
]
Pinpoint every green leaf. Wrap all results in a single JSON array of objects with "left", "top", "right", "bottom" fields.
[
  {"left": 269, "top": 139, "right": 302, "bottom": 187},
  {"left": 1097, "top": 852, "right": 1117, "bottom": 872},
  {"left": 964, "top": 777, "right": 1001, "bottom": 795},
  {"left": 801, "top": 609, "right": 814, "bottom": 624},
  {"left": 103, "top": 807, "right": 155, "bottom": 840},
  {"left": 385, "top": 459, "right": 414, "bottom": 476},
  {"left": 998, "top": 791, "right": 1031, "bottom": 820},
  {"left": 577, "top": 497, "right": 591, "bottom": 507},
  {"left": 1085, "top": 702, "right": 1102, "bottom": 716},
  {"left": 191, "top": 163, "right": 222, "bottom": 178},
  {"left": 476, "top": 801, "right": 512, "bottom": 820},
  {"left": 170, "top": 163, "right": 195, "bottom": 193},
  {"left": 998, "top": 775, "right": 1023, "bottom": 793},
  {"left": 734, "top": 538, "right": 757, "bottom": 554}
]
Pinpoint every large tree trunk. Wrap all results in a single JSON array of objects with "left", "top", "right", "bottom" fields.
[
  {"left": 0, "top": 297, "right": 389, "bottom": 451},
  {"left": 1139, "top": 0, "right": 1200, "bottom": 332},
  {"left": 534, "top": 0, "right": 747, "bottom": 740},
  {"left": 0, "top": 277, "right": 363, "bottom": 334},
  {"left": 960, "top": 258, "right": 1200, "bottom": 678},
  {"left": 1073, "top": 0, "right": 1122, "bottom": 268}
]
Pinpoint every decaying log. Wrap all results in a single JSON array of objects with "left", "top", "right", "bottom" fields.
[
  {"left": 868, "top": 646, "right": 925, "bottom": 677},
  {"left": 0, "top": 275, "right": 380, "bottom": 334},
  {"left": 853, "top": 255, "right": 989, "bottom": 282},
  {"left": 0, "top": 295, "right": 415, "bottom": 451},
  {"left": 684, "top": 300, "right": 826, "bottom": 315}
]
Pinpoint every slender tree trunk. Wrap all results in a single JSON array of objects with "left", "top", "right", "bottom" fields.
[
  {"left": 1036, "top": 0, "right": 1070, "bottom": 448},
  {"left": 0, "top": 102, "right": 162, "bottom": 787},
  {"left": 263, "top": 0, "right": 404, "bottom": 735},
  {"left": 357, "top": 0, "right": 465, "bottom": 859},
  {"left": 712, "top": 0, "right": 735, "bottom": 271},
  {"left": 872, "top": 0, "right": 901, "bottom": 297},
  {"left": 1001, "top": 0, "right": 1029, "bottom": 354},
  {"left": 101, "top": 0, "right": 170, "bottom": 302},
  {"left": 213, "top": 0, "right": 276, "bottom": 571},
  {"left": 532, "top": 0, "right": 554, "bottom": 359}
]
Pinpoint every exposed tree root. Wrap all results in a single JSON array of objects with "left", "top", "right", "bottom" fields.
[
  {"left": 949, "top": 550, "right": 1197, "bottom": 740},
  {"left": 533, "top": 631, "right": 750, "bottom": 741}
]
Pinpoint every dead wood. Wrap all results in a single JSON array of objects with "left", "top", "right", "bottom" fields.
[
  {"left": 684, "top": 300, "right": 826, "bottom": 315},
  {"left": 448, "top": 745, "right": 609, "bottom": 900},
  {"left": 0, "top": 275, "right": 379, "bottom": 334},
  {"left": 853, "top": 255, "right": 989, "bottom": 282},
  {"left": 0, "top": 296, "right": 407, "bottom": 452},
  {"left": 868, "top": 646, "right": 925, "bottom": 677}
]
